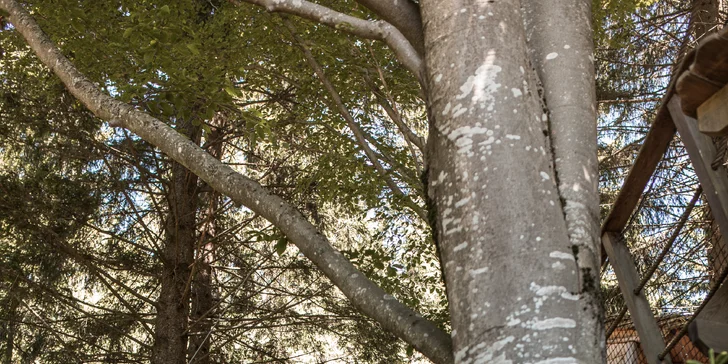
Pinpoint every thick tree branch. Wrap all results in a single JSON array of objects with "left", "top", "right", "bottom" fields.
[
  {"left": 353, "top": 0, "right": 424, "bottom": 56},
  {"left": 237, "top": 0, "right": 423, "bottom": 79},
  {"left": 284, "top": 19, "right": 427, "bottom": 220},
  {"left": 0, "top": 1, "right": 453, "bottom": 363}
]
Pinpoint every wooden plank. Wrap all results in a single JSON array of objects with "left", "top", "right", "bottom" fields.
[
  {"left": 601, "top": 49, "right": 700, "bottom": 238},
  {"left": 697, "top": 83, "right": 728, "bottom": 136},
  {"left": 600, "top": 49, "right": 700, "bottom": 264},
  {"left": 669, "top": 96, "right": 728, "bottom": 254},
  {"left": 601, "top": 107, "right": 676, "bottom": 234},
  {"left": 668, "top": 94, "right": 728, "bottom": 353},
  {"left": 602, "top": 232, "right": 672, "bottom": 364},
  {"left": 697, "top": 281, "right": 728, "bottom": 334},
  {"left": 672, "top": 95, "right": 728, "bottom": 355},
  {"left": 690, "top": 317, "right": 728, "bottom": 354},
  {"left": 675, "top": 26, "right": 728, "bottom": 118},
  {"left": 676, "top": 70, "right": 723, "bottom": 118}
]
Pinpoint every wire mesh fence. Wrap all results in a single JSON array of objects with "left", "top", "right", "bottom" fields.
[
  {"left": 601, "top": 137, "right": 728, "bottom": 364},
  {"left": 597, "top": 7, "right": 728, "bottom": 364},
  {"left": 606, "top": 314, "right": 710, "bottom": 364}
]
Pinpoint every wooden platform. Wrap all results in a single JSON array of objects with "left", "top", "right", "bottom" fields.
[{"left": 676, "top": 27, "right": 728, "bottom": 136}]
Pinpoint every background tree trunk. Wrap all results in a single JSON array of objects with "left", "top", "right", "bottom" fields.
[
  {"left": 188, "top": 117, "right": 225, "bottom": 364},
  {"left": 152, "top": 120, "right": 201, "bottom": 364},
  {"left": 0, "top": 281, "right": 20, "bottom": 364}
]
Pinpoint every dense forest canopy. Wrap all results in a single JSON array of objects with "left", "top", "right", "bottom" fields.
[{"left": 0, "top": 0, "right": 724, "bottom": 363}]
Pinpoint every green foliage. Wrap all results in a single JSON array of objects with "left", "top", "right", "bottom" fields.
[
  {"left": 592, "top": 0, "right": 659, "bottom": 44},
  {"left": 1, "top": 0, "right": 439, "bottom": 361},
  {"left": 595, "top": 0, "right": 724, "bottom": 327},
  {"left": 688, "top": 349, "right": 728, "bottom": 364}
]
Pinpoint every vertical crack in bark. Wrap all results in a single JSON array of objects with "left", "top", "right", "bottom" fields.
[{"left": 522, "top": 0, "right": 604, "bottom": 360}]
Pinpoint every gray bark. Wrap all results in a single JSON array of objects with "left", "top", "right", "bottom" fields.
[
  {"left": 523, "top": 0, "right": 604, "bottom": 359},
  {"left": 0, "top": 1, "right": 453, "bottom": 362},
  {"left": 421, "top": 0, "right": 601, "bottom": 362},
  {"left": 353, "top": 0, "right": 424, "bottom": 56}
]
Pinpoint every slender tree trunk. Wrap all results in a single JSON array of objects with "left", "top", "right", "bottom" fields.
[
  {"left": 152, "top": 120, "right": 201, "bottom": 364},
  {"left": 421, "top": 0, "right": 601, "bottom": 362},
  {"left": 0, "top": 281, "right": 20, "bottom": 364},
  {"left": 188, "top": 117, "right": 225, "bottom": 364},
  {"left": 187, "top": 198, "right": 217, "bottom": 364}
]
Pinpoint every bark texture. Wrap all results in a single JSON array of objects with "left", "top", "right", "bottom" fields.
[
  {"left": 152, "top": 121, "right": 201, "bottom": 364},
  {"left": 0, "top": 281, "right": 19, "bottom": 364},
  {"left": 523, "top": 0, "right": 604, "bottom": 359},
  {"left": 188, "top": 120, "right": 225, "bottom": 364},
  {"left": 421, "top": 0, "right": 600, "bottom": 362},
  {"left": 353, "top": 0, "right": 424, "bottom": 55}
]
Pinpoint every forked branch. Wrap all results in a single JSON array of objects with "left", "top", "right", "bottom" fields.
[
  {"left": 353, "top": 0, "right": 424, "bottom": 56},
  {"left": 237, "top": 0, "right": 423, "bottom": 78}
]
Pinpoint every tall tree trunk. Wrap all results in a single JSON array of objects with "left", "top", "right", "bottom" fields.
[
  {"left": 188, "top": 117, "right": 225, "bottom": 364},
  {"left": 152, "top": 120, "right": 201, "bottom": 364},
  {"left": 0, "top": 281, "right": 20, "bottom": 364},
  {"left": 421, "top": 0, "right": 601, "bottom": 362}
]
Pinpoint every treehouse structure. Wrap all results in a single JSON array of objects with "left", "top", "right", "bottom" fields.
[{"left": 603, "top": 25, "right": 728, "bottom": 364}]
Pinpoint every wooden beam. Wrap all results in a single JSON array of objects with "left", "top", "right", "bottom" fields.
[
  {"left": 671, "top": 95, "right": 728, "bottom": 355},
  {"left": 600, "top": 49, "right": 697, "bottom": 264},
  {"left": 600, "top": 105, "right": 676, "bottom": 264},
  {"left": 697, "top": 83, "right": 728, "bottom": 136},
  {"left": 690, "top": 314, "right": 728, "bottom": 354},
  {"left": 668, "top": 96, "right": 728, "bottom": 253},
  {"left": 601, "top": 107, "right": 676, "bottom": 234},
  {"left": 600, "top": 50, "right": 700, "bottom": 238},
  {"left": 602, "top": 232, "right": 672, "bottom": 364}
]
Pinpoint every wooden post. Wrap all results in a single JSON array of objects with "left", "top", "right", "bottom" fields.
[
  {"left": 668, "top": 96, "right": 728, "bottom": 255},
  {"left": 602, "top": 232, "right": 672, "bottom": 364},
  {"left": 670, "top": 95, "right": 728, "bottom": 355},
  {"left": 601, "top": 109, "right": 676, "bottom": 235},
  {"left": 690, "top": 317, "right": 728, "bottom": 353}
]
